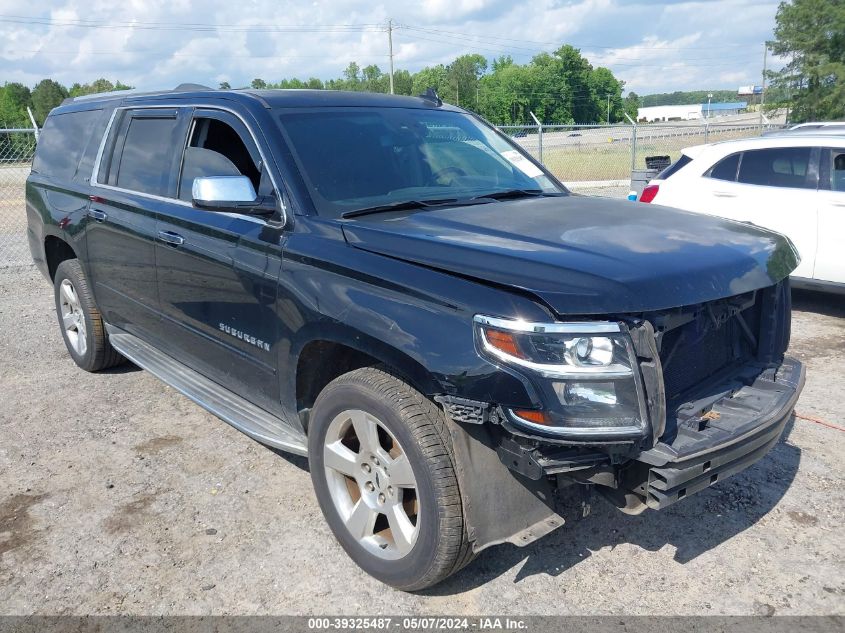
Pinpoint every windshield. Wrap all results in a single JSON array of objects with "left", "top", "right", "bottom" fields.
[{"left": 276, "top": 107, "right": 564, "bottom": 217}]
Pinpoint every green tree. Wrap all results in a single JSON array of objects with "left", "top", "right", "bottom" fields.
[
  {"left": 250, "top": 78, "right": 267, "bottom": 89},
  {"left": 411, "top": 65, "right": 448, "bottom": 98},
  {"left": 31, "top": 79, "right": 68, "bottom": 125},
  {"left": 624, "top": 91, "right": 641, "bottom": 121},
  {"left": 767, "top": 0, "right": 845, "bottom": 122},
  {"left": 392, "top": 69, "right": 413, "bottom": 95},
  {"left": 342, "top": 62, "right": 361, "bottom": 89},
  {"left": 361, "top": 65, "right": 387, "bottom": 93},
  {"left": 478, "top": 62, "right": 533, "bottom": 123},
  {"left": 68, "top": 78, "right": 132, "bottom": 97},
  {"left": 446, "top": 54, "right": 487, "bottom": 108},
  {"left": 0, "top": 82, "right": 32, "bottom": 127}
]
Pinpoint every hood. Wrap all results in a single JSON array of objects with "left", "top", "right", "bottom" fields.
[{"left": 340, "top": 195, "right": 798, "bottom": 315}]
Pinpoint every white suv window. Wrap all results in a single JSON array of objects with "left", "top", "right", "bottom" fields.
[
  {"left": 831, "top": 151, "right": 845, "bottom": 192},
  {"left": 736, "top": 147, "right": 814, "bottom": 189},
  {"left": 706, "top": 152, "right": 740, "bottom": 181}
]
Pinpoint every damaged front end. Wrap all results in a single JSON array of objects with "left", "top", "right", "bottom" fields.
[{"left": 439, "top": 279, "right": 804, "bottom": 553}]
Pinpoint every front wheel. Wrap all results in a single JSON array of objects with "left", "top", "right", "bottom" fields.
[{"left": 308, "top": 367, "right": 474, "bottom": 591}]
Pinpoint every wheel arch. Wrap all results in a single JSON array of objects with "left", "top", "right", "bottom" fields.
[
  {"left": 290, "top": 324, "right": 444, "bottom": 433},
  {"left": 44, "top": 235, "right": 78, "bottom": 281}
]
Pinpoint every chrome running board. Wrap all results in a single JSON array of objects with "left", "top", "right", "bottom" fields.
[{"left": 107, "top": 327, "right": 308, "bottom": 456}]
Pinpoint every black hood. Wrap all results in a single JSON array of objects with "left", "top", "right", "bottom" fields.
[{"left": 340, "top": 195, "right": 798, "bottom": 315}]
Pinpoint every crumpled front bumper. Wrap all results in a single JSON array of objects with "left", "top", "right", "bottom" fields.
[{"left": 630, "top": 356, "right": 805, "bottom": 509}]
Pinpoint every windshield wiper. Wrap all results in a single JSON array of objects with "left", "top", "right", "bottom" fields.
[
  {"left": 471, "top": 189, "right": 565, "bottom": 201},
  {"left": 341, "top": 189, "right": 565, "bottom": 218},
  {"left": 341, "top": 199, "right": 456, "bottom": 219},
  {"left": 342, "top": 197, "right": 495, "bottom": 219}
]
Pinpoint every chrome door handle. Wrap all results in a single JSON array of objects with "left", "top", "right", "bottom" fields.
[
  {"left": 157, "top": 230, "right": 185, "bottom": 246},
  {"left": 88, "top": 209, "right": 108, "bottom": 222}
]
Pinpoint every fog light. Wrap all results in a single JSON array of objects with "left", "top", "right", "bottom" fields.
[{"left": 553, "top": 381, "right": 618, "bottom": 405}]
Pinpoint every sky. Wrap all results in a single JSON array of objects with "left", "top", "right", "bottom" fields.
[{"left": 0, "top": 0, "right": 782, "bottom": 95}]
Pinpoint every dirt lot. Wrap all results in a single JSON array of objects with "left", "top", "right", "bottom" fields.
[{"left": 0, "top": 265, "right": 843, "bottom": 616}]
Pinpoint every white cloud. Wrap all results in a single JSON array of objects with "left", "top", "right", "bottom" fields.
[{"left": 0, "top": 0, "right": 780, "bottom": 94}]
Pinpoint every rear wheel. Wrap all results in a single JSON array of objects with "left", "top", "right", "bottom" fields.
[
  {"left": 53, "top": 259, "right": 124, "bottom": 372},
  {"left": 308, "top": 367, "right": 474, "bottom": 590}
]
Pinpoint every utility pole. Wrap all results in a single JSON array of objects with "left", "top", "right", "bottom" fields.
[
  {"left": 760, "top": 43, "right": 767, "bottom": 128},
  {"left": 387, "top": 19, "right": 395, "bottom": 95},
  {"left": 707, "top": 93, "right": 713, "bottom": 119},
  {"left": 606, "top": 94, "right": 611, "bottom": 124}
]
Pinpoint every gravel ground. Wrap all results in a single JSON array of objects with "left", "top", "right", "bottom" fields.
[{"left": 0, "top": 265, "right": 843, "bottom": 616}]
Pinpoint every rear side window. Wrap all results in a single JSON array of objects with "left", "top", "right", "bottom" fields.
[
  {"left": 707, "top": 153, "right": 740, "bottom": 181},
  {"left": 737, "top": 147, "right": 813, "bottom": 189},
  {"left": 656, "top": 154, "right": 692, "bottom": 180},
  {"left": 113, "top": 115, "right": 180, "bottom": 196},
  {"left": 32, "top": 109, "right": 102, "bottom": 179},
  {"left": 831, "top": 151, "right": 845, "bottom": 192}
]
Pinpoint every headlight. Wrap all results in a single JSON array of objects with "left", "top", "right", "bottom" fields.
[{"left": 474, "top": 315, "right": 647, "bottom": 437}]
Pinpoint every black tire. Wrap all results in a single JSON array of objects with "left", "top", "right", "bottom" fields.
[
  {"left": 53, "top": 259, "right": 124, "bottom": 372},
  {"left": 308, "top": 367, "right": 474, "bottom": 591}
]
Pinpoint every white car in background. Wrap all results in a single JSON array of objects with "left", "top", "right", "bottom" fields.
[{"left": 641, "top": 134, "right": 845, "bottom": 293}]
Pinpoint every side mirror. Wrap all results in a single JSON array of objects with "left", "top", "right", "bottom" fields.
[{"left": 192, "top": 176, "right": 263, "bottom": 211}]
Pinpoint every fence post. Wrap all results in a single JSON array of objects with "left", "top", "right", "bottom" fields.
[
  {"left": 704, "top": 119, "right": 709, "bottom": 143},
  {"left": 26, "top": 107, "right": 39, "bottom": 141},
  {"left": 529, "top": 111, "right": 543, "bottom": 164},
  {"left": 624, "top": 113, "right": 637, "bottom": 171}
]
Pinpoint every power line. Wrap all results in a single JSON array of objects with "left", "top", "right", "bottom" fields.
[
  {"left": 2, "top": 48, "right": 390, "bottom": 59},
  {"left": 398, "top": 24, "right": 759, "bottom": 52},
  {"left": 0, "top": 14, "right": 384, "bottom": 33},
  {"left": 0, "top": 13, "right": 760, "bottom": 53},
  {"left": 398, "top": 31, "right": 758, "bottom": 68}
]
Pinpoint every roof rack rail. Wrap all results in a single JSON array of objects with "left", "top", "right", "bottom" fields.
[
  {"left": 65, "top": 88, "right": 148, "bottom": 103},
  {"left": 62, "top": 83, "right": 215, "bottom": 105}
]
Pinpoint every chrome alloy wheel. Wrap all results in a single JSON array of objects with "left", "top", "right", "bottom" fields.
[
  {"left": 59, "top": 279, "right": 87, "bottom": 356},
  {"left": 323, "top": 409, "right": 420, "bottom": 559}
]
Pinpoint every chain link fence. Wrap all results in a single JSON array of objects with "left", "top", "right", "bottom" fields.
[
  {"left": 1, "top": 129, "right": 37, "bottom": 267},
  {"left": 502, "top": 121, "right": 786, "bottom": 198},
  {"left": 0, "top": 122, "right": 784, "bottom": 266}
]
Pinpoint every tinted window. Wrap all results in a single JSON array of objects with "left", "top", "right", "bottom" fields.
[
  {"left": 737, "top": 147, "right": 813, "bottom": 189},
  {"left": 277, "top": 107, "right": 560, "bottom": 217},
  {"left": 32, "top": 109, "right": 102, "bottom": 179},
  {"left": 708, "top": 153, "right": 740, "bottom": 181},
  {"left": 831, "top": 151, "right": 845, "bottom": 192},
  {"left": 115, "top": 116, "right": 180, "bottom": 196},
  {"left": 656, "top": 154, "right": 691, "bottom": 180}
]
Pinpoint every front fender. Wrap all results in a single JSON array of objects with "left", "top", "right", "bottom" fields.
[{"left": 278, "top": 219, "right": 552, "bottom": 417}]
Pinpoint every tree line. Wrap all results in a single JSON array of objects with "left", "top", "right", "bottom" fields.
[
  {"left": 0, "top": 78, "right": 133, "bottom": 127},
  {"left": 1, "top": 46, "right": 638, "bottom": 128},
  {"left": 239, "top": 46, "right": 639, "bottom": 125},
  {"left": 4, "top": 0, "right": 841, "bottom": 133},
  {"left": 640, "top": 90, "right": 740, "bottom": 107}
]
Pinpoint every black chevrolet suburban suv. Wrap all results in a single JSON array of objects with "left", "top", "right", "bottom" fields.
[{"left": 26, "top": 85, "right": 805, "bottom": 590}]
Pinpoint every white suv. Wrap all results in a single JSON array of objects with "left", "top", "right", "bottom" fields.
[{"left": 641, "top": 134, "right": 845, "bottom": 292}]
